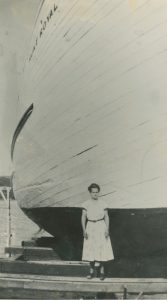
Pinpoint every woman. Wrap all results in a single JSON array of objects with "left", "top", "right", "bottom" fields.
[{"left": 81, "top": 183, "right": 114, "bottom": 280}]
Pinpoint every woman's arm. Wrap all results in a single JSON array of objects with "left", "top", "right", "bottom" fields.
[
  {"left": 81, "top": 209, "right": 88, "bottom": 239},
  {"left": 104, "top": 209, "right": 110, "bottom": 239}
]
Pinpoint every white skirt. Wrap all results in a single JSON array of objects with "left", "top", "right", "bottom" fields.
[{"left": 82, "top": 220, "right": 114, "bottom": 262}]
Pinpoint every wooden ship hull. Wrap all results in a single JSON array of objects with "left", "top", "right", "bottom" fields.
[{"left": 11, "top": 0, "right": 167, "bottom": 266}]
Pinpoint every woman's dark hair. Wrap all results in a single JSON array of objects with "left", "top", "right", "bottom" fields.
[{"left": 88, "top": 183, "right": 100, "bottom": 193}]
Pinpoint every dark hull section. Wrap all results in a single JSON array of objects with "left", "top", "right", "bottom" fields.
[{"left": 22, "top": 207, "right": 167, "bottom": 277}]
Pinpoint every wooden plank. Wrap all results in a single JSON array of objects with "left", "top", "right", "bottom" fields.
[
  {"left": 28, "top": 260, "right": 88, "bottom": 265},
  {"left": 0, "top": 259, "right": 89, "bottom": 277},
  {"left": 2, "top": 273, "right": 167, "bottom": 284},
  {"left": 0, "top": 287, "right": 97, "bottom": 299},
  {"left": 1, "top": 275, "right": 167, "bottom": 294},
  {"left": 5, "top": 246, "right": 24, "bottom": 255},
  {"left": 5, "top": 246, "right": 61, "bottom": 260},
  {"left": 0, "top": 277, "right": 125, "bottom": 293},
  {"left": 21, "top": 240, "right": 37, "bottom": 247},
  {"left": 1, "top": 273, "right": 167, "bottom": 298},
  {"left": 0, "top": 288, "right": 80, "bottom": 299},
  {"left": 1, "top": 252, "right": 89, "bottom": 266}
]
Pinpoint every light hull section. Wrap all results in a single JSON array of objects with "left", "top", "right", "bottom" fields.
[{"left": 11, "top": 0, "right": 167, "bottom": 269}]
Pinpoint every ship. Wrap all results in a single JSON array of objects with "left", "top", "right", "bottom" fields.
[{"left": 11, "top": 0, "right": 167, "bottom": 276}]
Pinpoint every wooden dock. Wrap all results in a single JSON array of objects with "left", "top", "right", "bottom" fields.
[
  {"left": 1, "top": 272, "right": 167, "bottom": 299},
  {"left": 1, "top": 247, "right": 167, "bottom": 299}
]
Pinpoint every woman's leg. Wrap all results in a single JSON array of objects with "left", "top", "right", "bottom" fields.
[
  {"left": 87, "top": 261, "right": 95, "bottom": 279},
  {"left": 90, "top": 261, "right": 94, "bottom": 273},
  {"left": 100, "top": 262, "right": 104, "bottom": 274},
  {"left": 99, "top": 262, "right": 105, "bottom": 280}
]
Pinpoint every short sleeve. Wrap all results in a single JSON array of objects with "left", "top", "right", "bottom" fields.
[
  {"left": 101, "top": 200, "right": 108, "bottom": 210},
  {"left": 81, "top": 200, "right": 89, "bottom": 211}
]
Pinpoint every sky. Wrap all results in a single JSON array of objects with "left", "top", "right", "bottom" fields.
[{"left": 0, "top": 0, "right": 41, "bottom": 175}]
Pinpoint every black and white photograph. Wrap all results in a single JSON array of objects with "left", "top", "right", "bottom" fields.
[{"left": 0, "top": 0, "right": 167, "bottom": 299}]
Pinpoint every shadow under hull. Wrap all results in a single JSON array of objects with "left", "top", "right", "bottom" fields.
[{"left": 22, "top": 206, "right": 167, "bottom": 278}]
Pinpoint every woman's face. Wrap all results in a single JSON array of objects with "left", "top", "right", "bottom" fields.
[{"left": 90, "top": 187, "right": 99, "bottom": 200}]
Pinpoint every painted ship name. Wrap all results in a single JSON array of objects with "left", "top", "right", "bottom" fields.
[{"left": 29, "top": 3, "right": 58, "bottom": 62}]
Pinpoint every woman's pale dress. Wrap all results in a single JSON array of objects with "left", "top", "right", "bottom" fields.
[{"left": 82, "top": 199, "right": 114, "bottom": 262}]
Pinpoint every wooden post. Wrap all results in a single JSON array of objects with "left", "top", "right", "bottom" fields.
[
  {"left": 0, "top": 187, "right": 11, "bottom": 256},
  {"left": 6, "top": 187, "right": 12, "bottom": 249}
]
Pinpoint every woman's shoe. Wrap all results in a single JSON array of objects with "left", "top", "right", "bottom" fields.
[{"left": 87, "top": 272, "right": 94, "bottom": 279}]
